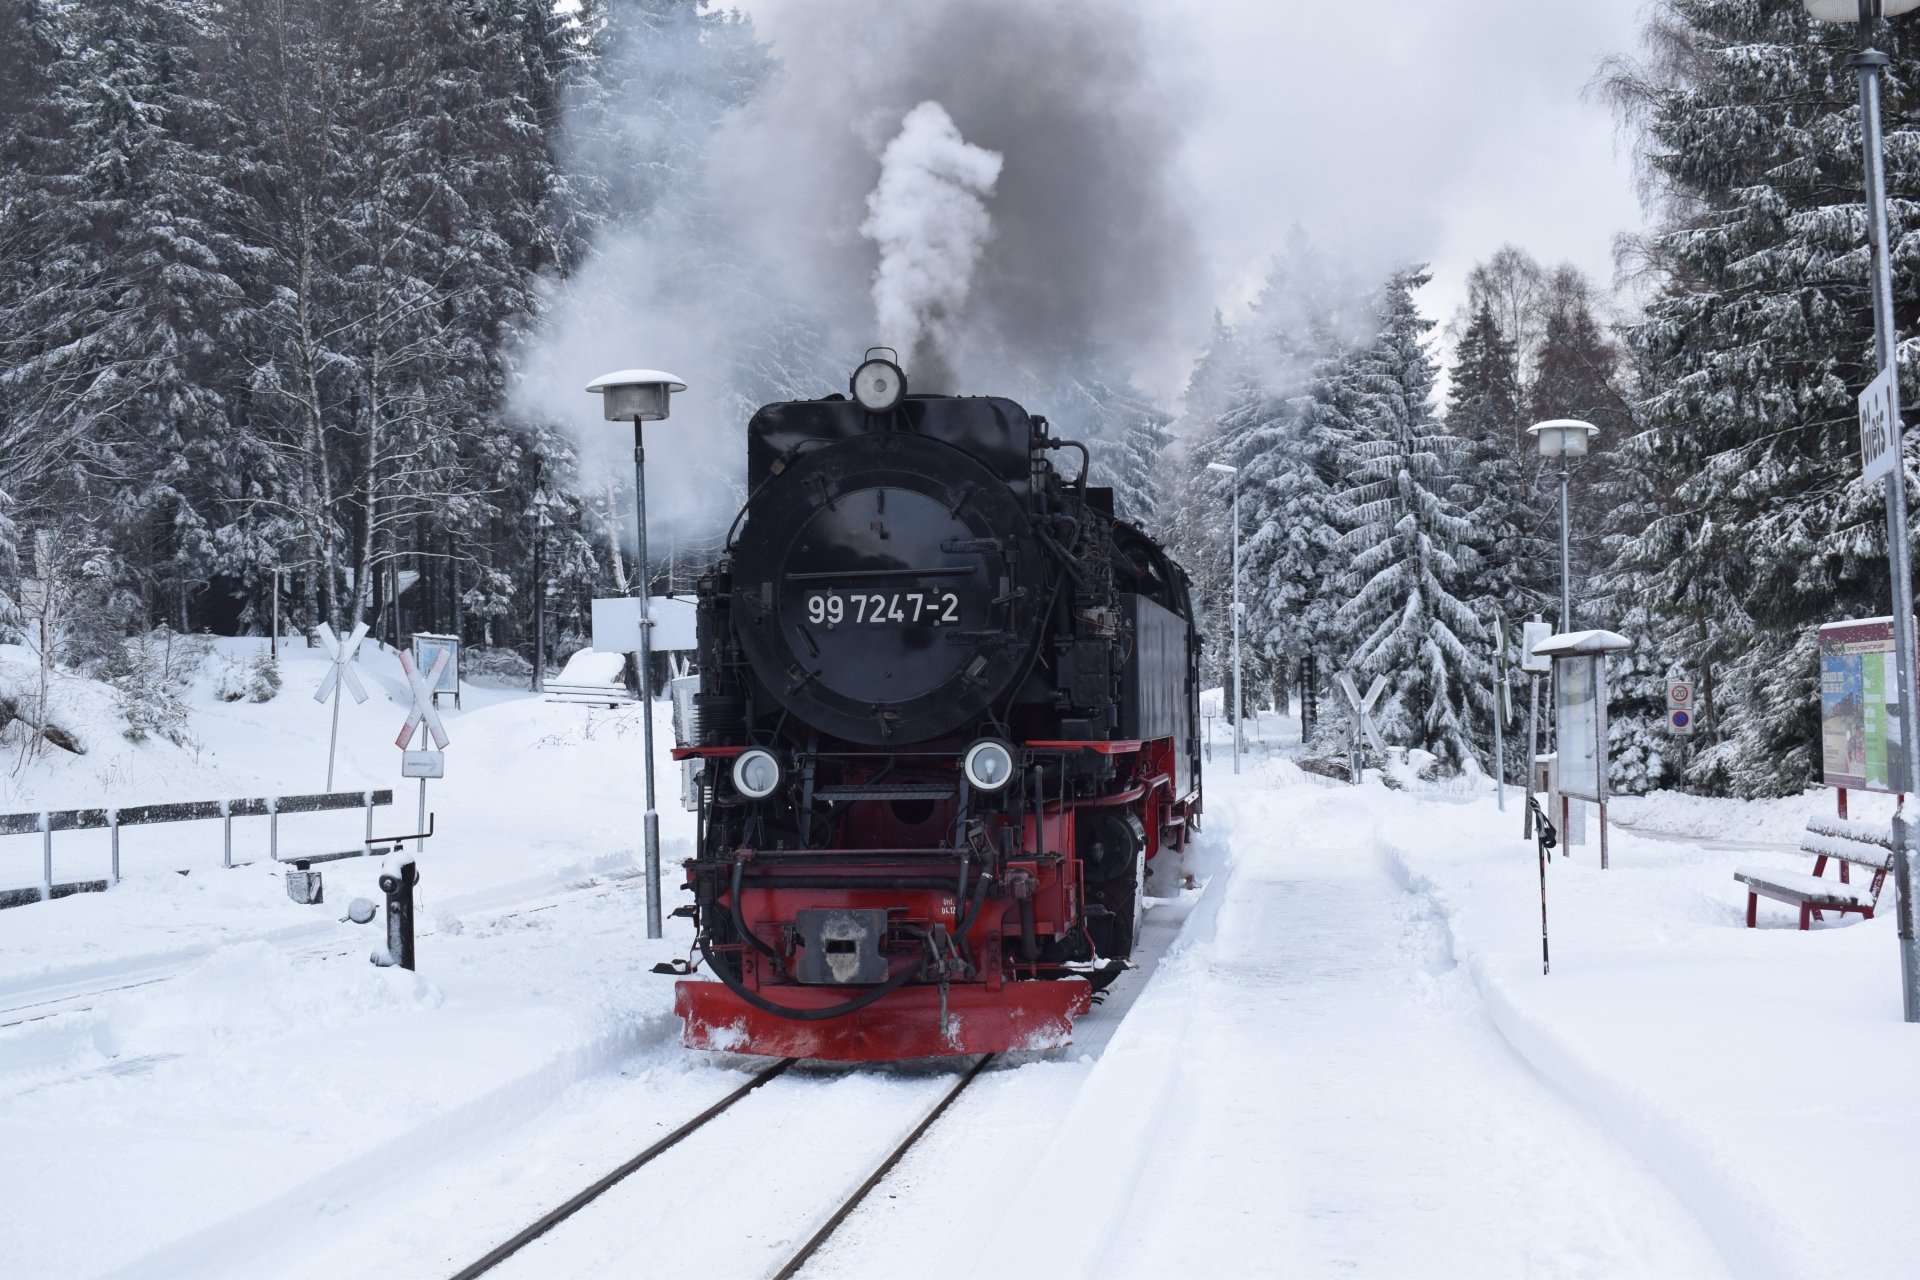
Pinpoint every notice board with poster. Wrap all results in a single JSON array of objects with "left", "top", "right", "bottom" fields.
[
  {"left": 1555, "top": 655, "right": 1605, "bottom": 801},
  {"left": 411, "top": 632, "right": 461, "bottom": 709},
  {"left": 1820, "top": 616, "right": 1913, "bottom": 792}
]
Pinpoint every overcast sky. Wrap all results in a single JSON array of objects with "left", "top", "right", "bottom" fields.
[{"left": 727, "top": 0, "right": 1651, "bottom": 394}]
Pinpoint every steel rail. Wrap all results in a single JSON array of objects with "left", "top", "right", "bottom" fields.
[
  {"left": 447, "top": 1058, "right": 797, "bottom": 1280},
  {"left": 770, "top": 1053, "right": 996, "bottom": 1280}
]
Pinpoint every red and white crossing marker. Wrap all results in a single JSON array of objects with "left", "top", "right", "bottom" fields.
[
  {"left": 395, "top": 649, "right": 451, "bottom": 854},
  {"left": 395, "top": 649, "right": 451, "bottom": 753}
]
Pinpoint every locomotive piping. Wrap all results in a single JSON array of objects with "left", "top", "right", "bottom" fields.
[
  {"left": 695, "top": 933, "right": 924, "bottom": 1021},
  {"left": 730, "top": 856, "right": 784, "bottom": 965},
  {"left": 723, "top": 436, "right": 847, "bottom": 551}
]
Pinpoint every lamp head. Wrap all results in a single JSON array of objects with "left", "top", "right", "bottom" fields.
[
  {"left": 1527, "top": 418, "right": 1600, "bottom": 459},
  {"left": 1205, "top": 461, "right": 1239, "bottom": 475},
  {"left": 1803, "top": 1, "right": 1920, "bottom": 20},
  {"left": 585, "top": 369, "right": 687, "bottom": 422}
]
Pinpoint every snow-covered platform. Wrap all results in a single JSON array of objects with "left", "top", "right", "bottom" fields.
[{"left": 4, "top": 647, "right": 1918, "bottom": 1277}]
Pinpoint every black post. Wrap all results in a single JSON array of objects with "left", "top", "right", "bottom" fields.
[
  {"left": 533, "top": 517, "right": 546, "bottom": 694},
  {"left": 378, "top": 860, "right": 418, "bottom": 971},
  {"left": 1527, "top": 795, "right": 1557, "bottom": 976}
]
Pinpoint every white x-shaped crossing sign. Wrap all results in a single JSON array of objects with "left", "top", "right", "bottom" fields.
[
  {"left": 1336, "top": 671, "right": 1388, "bottom": 754},
  {"left": 313, "top": 622, "right": 370, "bottom": 706},
  {"left": 395, "top": 649, "right": 451, "bottom": 751}
]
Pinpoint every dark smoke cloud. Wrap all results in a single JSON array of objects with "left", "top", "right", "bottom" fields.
[
  {"left": 712, "top": 0, "right": 1206, "bottom": 393},
  {"left": 511, "top": 0, "right": 1205, "bottom": 541}
]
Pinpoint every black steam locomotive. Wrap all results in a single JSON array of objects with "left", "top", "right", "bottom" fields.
[{"left": 670, "top": 355, "right": 1201, "bottom": 1060}]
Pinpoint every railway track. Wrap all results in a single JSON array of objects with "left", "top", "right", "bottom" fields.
[{"left": 448, "top": 1053, "right": 996, "bottom": 1280}]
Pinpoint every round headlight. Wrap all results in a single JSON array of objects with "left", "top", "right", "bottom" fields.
[
  {"left": 852, "top": 357, "right": 906, "bottom": 413},
  {"left": 733, "top": 748, "right": 783, "bottom": 799},
  {"left": 962, "top": 739, "right": 1016, "bottom": 792}
]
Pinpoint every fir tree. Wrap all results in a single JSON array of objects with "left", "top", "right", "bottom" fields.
[
  {"left": 1602, "top": 0, "right": 1920, "bottom": 795},
  {"left": 1330, "top": 269, "right": 1486, "bottom": 770}
]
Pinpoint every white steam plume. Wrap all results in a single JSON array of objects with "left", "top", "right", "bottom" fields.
[{"left": 860, "top": 102, "right": 1003, "bottom": 385}]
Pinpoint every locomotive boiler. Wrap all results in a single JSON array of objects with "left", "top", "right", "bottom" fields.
[{"left": 668, "top": 355, "right": 1202, "bottom": 1060}]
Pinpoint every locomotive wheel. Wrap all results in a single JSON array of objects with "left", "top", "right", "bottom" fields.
[{"left": 1083, "top": 809, "right": 1147, "bottom": 960}]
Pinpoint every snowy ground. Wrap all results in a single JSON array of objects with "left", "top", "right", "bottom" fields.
[{"left": 5, "top": 658, "right": 1920, "bottom": 1277}]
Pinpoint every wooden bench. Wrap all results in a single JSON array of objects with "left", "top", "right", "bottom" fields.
[
  {"left": 544, "top": 648, "right": 636, "bottom": 709},
  {"left": 1735, "top": 816, "right": 1893, "bottom": 930}
]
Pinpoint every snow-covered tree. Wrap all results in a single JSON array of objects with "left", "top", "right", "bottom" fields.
[
  {"left": 1330, "top": 268, "right": 1486, "bottom": 769},
  {"left": 1602, "top": 0, "right": 1920, "bottom": 795}
]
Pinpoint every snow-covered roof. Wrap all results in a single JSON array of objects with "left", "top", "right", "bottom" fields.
[
  {"left": 585, "top": 369, "right": 686, "bottom": 393},
  {"left": 1532, "top": 629, "right": 1631, "bottom": 657}
]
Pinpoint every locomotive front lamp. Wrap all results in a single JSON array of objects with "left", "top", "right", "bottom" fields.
[
  {"left": 962, "top": 738, "right": 1016, "bottom": 792},
  {"left": 586, "top": 367, "right": 686, "bottom": 942},
  {"left": 733, "top": 748, "right": 784, "bottom": 800},
  {"left": 852, "top": 353, "right": 907, "bottom": 413}
]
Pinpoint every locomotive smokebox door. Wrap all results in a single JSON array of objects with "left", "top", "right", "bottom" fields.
[{"left": 795, "top": 908, "right": 889, "bottom": 985}]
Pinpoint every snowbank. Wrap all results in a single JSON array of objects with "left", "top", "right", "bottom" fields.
[{"left": 1370, "top": 782, "right": 1920, "bottom": 1278}]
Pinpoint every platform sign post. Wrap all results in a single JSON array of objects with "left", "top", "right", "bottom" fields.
[
  {"left": 1519, "top": 618, "right": 1553, "bottom": 837},
  {"left": 1492, "top": 616, "right": 1509, "bottom": 812},
  {"left": 396, "top": 649, "right": 450, "bottom": 855},
  {"left": 313, "top": 621, "right": 370, "bottom": 790}
]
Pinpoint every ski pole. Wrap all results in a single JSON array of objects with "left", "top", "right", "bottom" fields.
[{"left": 1528, "top": 795, "right": 1558, "bottom": 976}]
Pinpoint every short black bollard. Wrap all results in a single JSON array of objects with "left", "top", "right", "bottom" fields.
[{"left": 372, "top": 859, "right": 418, "bottom": 971}]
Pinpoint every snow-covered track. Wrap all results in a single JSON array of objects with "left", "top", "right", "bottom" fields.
[
  {"left": 447, "top": 1057, "right": 799, "bottom": 1279},
  {"left": 770, "top": 1052, "right": 994, "bottom": 1280},
  {"left": 449, "top": 1051, "right": 994, "bottom": 1280}
]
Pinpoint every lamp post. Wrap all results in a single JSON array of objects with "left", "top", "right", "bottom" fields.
[
  {"left": 1806, "top": 0, "right": 1920, "bottom": 1022},
  {"left": 1207, "top": 460, "right": 1243, "bottom": 774},
  {"left": 1526, "top": 419, "right": 1600, "bottom": 632},
  {"left": 587, "top": 368, "right": 686, "bottom": 942}
]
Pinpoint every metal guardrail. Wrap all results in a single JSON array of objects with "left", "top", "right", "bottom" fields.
[{"left": 0, "top": 789, "right": 394, "bottom": 906}]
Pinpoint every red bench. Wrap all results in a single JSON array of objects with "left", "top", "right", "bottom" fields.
[{"left": 1735, "top": 817, "right": 1893, "bottom": 930}]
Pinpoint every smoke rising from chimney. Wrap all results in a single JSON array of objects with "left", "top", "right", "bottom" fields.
[{"left": 861, "top": 102, "right": 1002, "bottom": 391}]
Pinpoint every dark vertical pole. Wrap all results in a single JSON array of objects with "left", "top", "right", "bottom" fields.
[
  {"left": 450, "top": 532, "right": 464, "bottom": 648},
  {"left": 533, "top": 514, "right": 546, "bottom": 694},
  {"left": 635, "top": 417, "right": 662, "bottom": 940},
  {"left": 1850, "top": 0, "right": 1920, "bottom": 1021},
  {"left": 1537, "top": 810, "right": 1552, "bottom": 975}
]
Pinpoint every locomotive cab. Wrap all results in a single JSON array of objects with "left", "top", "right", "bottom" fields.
[{"left": 670, "top": 362, "right": 1202, "bottom": 1061}]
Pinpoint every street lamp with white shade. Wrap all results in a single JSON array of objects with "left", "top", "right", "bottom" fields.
[
  {"left": 1802, "top": 0, "right": 1920, "bottom": 1022},
  {"left": 1804, "top": 1, "right": 1920, "bottom": 20},
  {"left": 586, "top": 367, "right": 686, "bottom": 941},
  {"left": 1526, "top": 418, "right": 1599, "bottom": 634},
  {"left": 1206, "top": 460, "right": 1243, "bottom": 774}
]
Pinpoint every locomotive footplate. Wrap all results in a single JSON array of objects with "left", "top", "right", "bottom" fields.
[{"left": 675, "top": 977, "right": 1092, "bottom": 1061}]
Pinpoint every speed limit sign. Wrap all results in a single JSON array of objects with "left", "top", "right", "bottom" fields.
[{"left": 1667, "top": 681, "right": 1695, "bottom": 735}]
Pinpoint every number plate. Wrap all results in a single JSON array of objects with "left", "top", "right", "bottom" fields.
[{"left": 802, "top": 590, "right": 964, "bottom": 628}]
